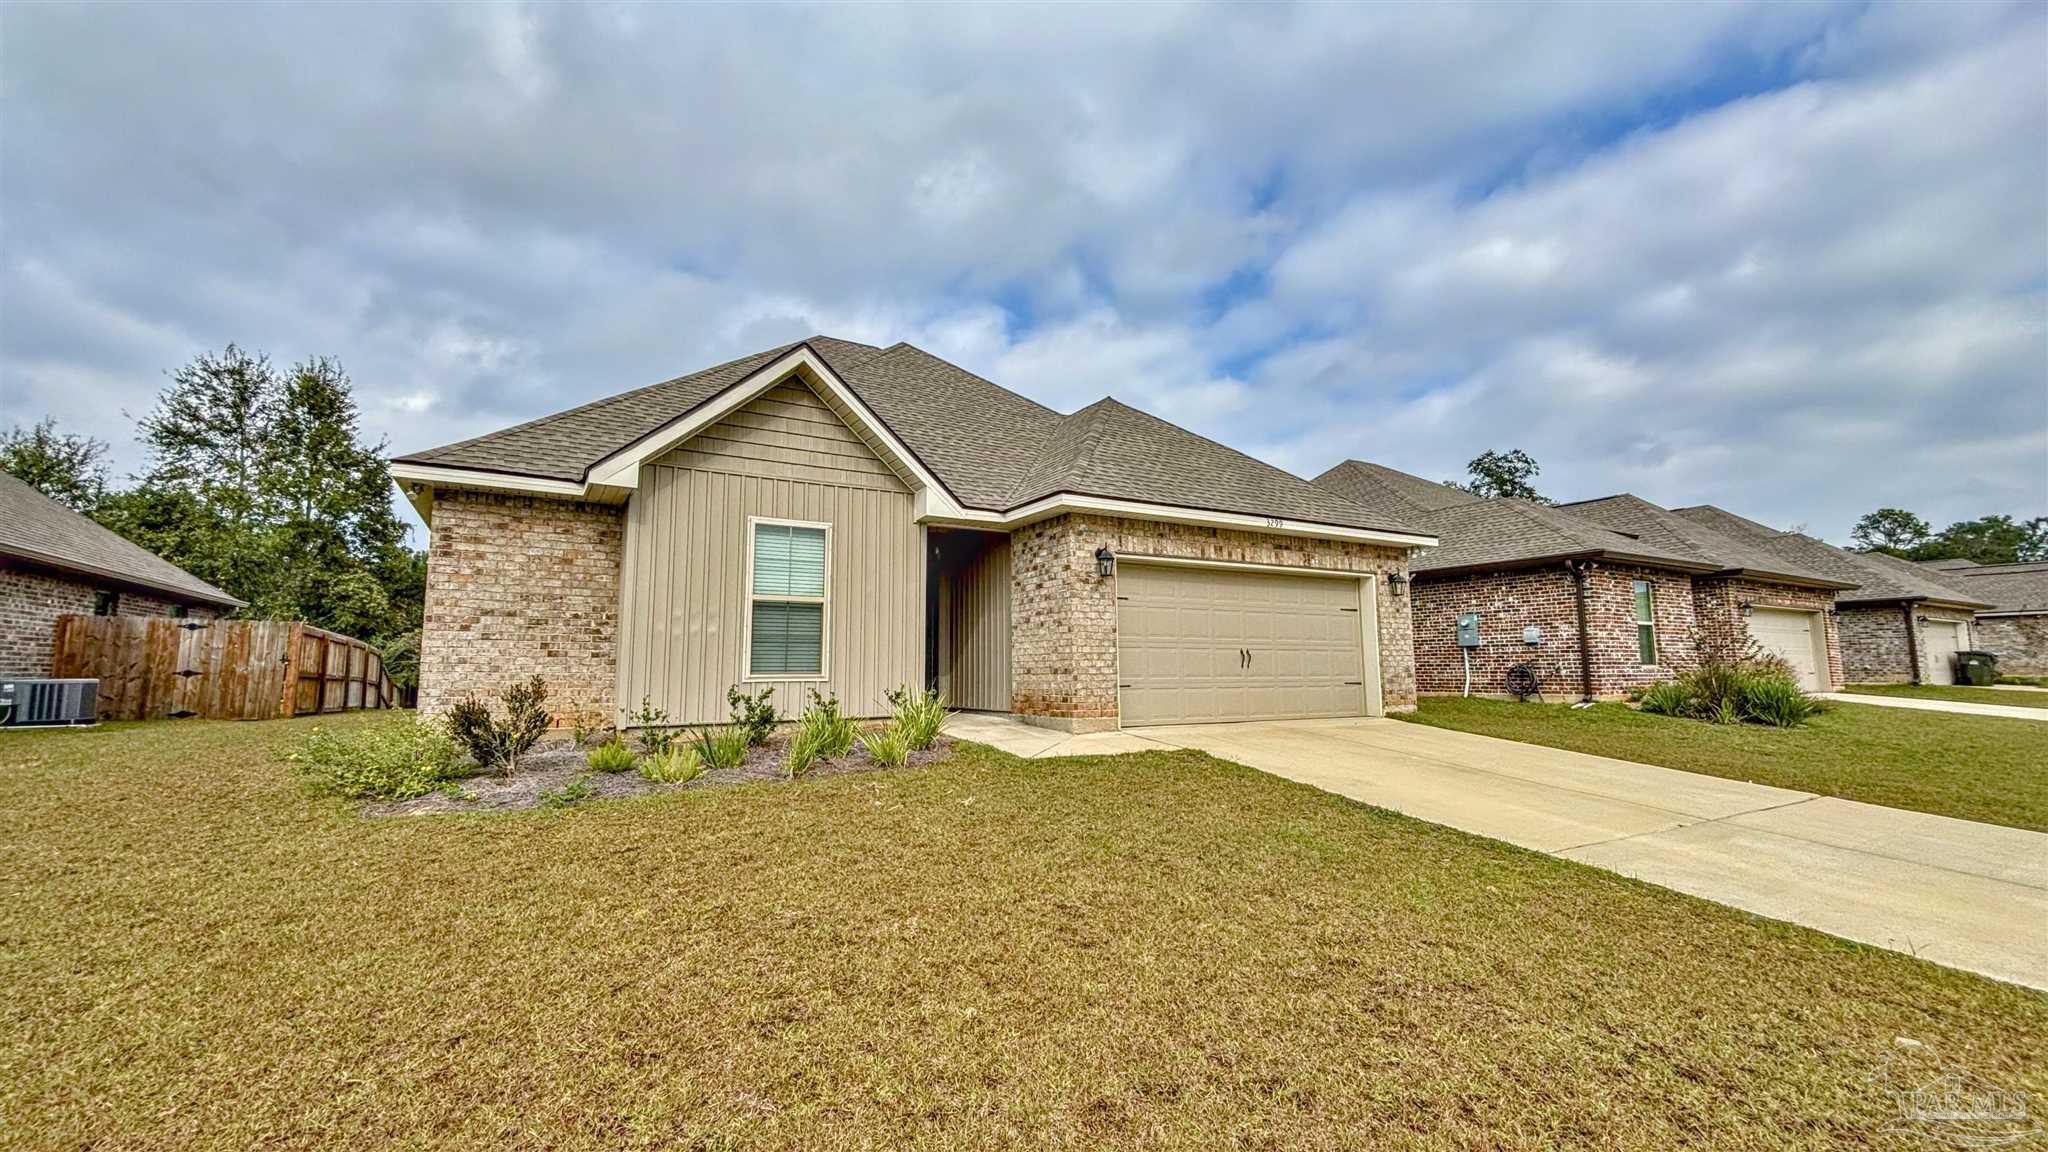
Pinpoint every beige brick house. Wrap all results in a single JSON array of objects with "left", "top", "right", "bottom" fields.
[
  {"left": 1916, "top": 559, "right": 2048, "bottom": 677},
  {"left": 1, "top": 472, "right": 242, "bottom": 678},
  {"left": 1311, "top": 463, "right": 1855, "bottom": 699},
  {"left": 392, "top": 338, "right": 1436, "bottom": 733}
]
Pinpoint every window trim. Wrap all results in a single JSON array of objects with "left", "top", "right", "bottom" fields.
[
  {"left": 742, "top": 515, "right": 831, "bottom": 682},
  {"left": 1632, "top": 579, "right": 1657, "bottom": 666}
]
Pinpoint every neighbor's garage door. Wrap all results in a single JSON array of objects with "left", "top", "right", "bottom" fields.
[
  {"left": 1920, "top": 619, "right": 1964, "bottom": 685},
  {"left": 1116, "top": 563, "right": 1372, "bottom": 726},
  {"left": 1748, "top": 607, "right": 1824, "bottom": 691}
]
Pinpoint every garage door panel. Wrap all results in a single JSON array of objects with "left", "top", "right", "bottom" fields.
[
  {"left": 1748, "top": 608, "right": 1823, "bottom": 691},
  {"left": 1118, "top": 563, "right": 1370, "bottom": 726}
]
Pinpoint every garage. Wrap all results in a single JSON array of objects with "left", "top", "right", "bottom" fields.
[
  {"left": 1115, "top": 561, "right": 1379, "bottom": 726},
  {"left": 1920, "top": 618, "right": 1965, "bottom": 685},
  {"left": 1747, "top": 607, "right": 1826, "bottom": 691}
]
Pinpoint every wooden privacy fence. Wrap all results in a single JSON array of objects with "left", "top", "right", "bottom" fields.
[{"left": 50, "top": 616, "right": 396, "bottom": 721}]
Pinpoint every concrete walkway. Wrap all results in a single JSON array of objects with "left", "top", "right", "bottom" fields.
[
  {"left": 1819, "top": 692, "right": 2048, "bottom": 721},
  {"left": 946, "top": 713, "right": 2048, "bottom": 989}
]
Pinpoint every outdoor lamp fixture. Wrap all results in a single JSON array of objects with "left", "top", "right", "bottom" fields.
[
  {"left": 1740, "top": 602, "right": 1754, "bottom": 617},
  {"left": 1388, "top": 572, "right": 1408, "bottom": 596},
  {"left": 1095, "top": 546, "right": 1116, "bottom": 579}
]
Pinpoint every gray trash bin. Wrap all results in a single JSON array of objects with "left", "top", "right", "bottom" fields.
[{"left": 1955, "top": 650, "right": 1997, "bottom": 687}]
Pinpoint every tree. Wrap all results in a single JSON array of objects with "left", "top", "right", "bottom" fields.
[
  {"left": 1447, "top": 448, "right": 1548, "bottom": 502},
  {"left": 1850, "top": 508, "right": 1932, "bottom": 556},
  {"left": 1918, "top": 515, "right": 2047, "bottom": 565},
  {"left": 1, "top": 418, "right": 111, "bottom": 511},
  {"left": 137, "top": 344, "right": 278, "bottom": 531}
]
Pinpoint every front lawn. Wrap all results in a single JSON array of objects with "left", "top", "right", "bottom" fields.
[
  {"left": 1842, "top": 683, "right": 2048, "bottom": 710},
  {"left": 1398, "top": 697, "right": 2048, "bottom": 831},
  {"left": 3, "top": 716, "right": 2043, "bottom": 1149}
]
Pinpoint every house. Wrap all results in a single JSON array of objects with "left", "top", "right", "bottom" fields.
[
  {"left": 1665, "top": 506, "right": 1994, "bottom": 685},
  {"left": 0, "top": 472, "right": 244, "bottom": 677},
  {"left": 390, "top": 338, "right": 1437, "bottom": 732},
  {"left": 1916, "top": 559, "right": 2048, "bottom": 676},
  {"left": 1311, "top": 463, "right": 1854, "bottom": 697}
]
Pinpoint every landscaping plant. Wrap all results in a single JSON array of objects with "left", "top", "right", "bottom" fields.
[
  {"left": 691, "top": 726, "right": 750, "bottom": 772},
  {"left": 639, "top": 744, "right": 705, "bottom": 784},
  {"left": 859, "top": 725, "right": 910, "bottom": 768},
  {"left": 288, "top": 717, "right": 464, "bottom": 800},
  {"left": 445, "top": 675, "right": 553, "bottom": 771},
  {"left": 885, "top": 684, "right": 948, "bottom": 750},
  {"left": 539, "top": 775, "right": 597, "bottom": 809},
  {"left": 585, "top": 736, "right": 638, "bottom": 774},
  {"left": 1635, "top": 660, "right": 1823, "bottom": 728},
  {"left": 628, "top": 696, "right": 677, "bottom": 756},
  {"left": 786, "top": 690, "right": 858, "bottom": 776},
  {"left": 727, "top": 684, "right": 779, "bottom": 746}
]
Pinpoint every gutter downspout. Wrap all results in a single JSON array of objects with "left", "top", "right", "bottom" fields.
[
  {"left": 1902, "top": 600, "right": 1922, "bottom": 685},
  {"left": 1567, "top": 560, "right": 1595, "bottom": 703}
]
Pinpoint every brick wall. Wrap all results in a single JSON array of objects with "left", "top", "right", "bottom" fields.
[
  {"left": 2, "top": 561, "right": 221, "bottom": 678},
  {"left": 1693, "top": 577, "right": 1843, "bottom": 688},
  {"left": 417, "top": 489, "right": 625, "bottom": 722},
  {"left": 1412, "top": 563, "right": 1699, "bottom": 699},
  {"left": 1008, "top": 514, "right": 1416, "bottom": 731},
  {"left": 1975, "top": 614, "right": 2048, "bottom": 676},
  {"left": 1838, "top": 605, "right": 1914, "bottom": 683}
]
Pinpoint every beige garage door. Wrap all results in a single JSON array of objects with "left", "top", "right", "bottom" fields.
[
  {"left": 1921, "top": 619, "right": 1964, "bottom": 685},
  {"left": 1117, "top": 563, "right": 1374, "bottom": 726},
  {"left": 1748, "top": 607, "right": 1824, "bottom": 691}
]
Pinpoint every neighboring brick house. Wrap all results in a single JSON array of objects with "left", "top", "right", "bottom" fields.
[
  {"left": 1666, "top": 506, "right": 1993, "bottom": 685},
  {"left": 0, "top": 472, "right": 243, "bottom": 678},
  {"left": 1311, "top": 464, "right": 1854, "bottom": 698},
  {"left": 392, "top": 338, "right": 1436, "bottom": 733},
  {"left": 1917, "top": 559, "right": 2048, "bottom": 677}
]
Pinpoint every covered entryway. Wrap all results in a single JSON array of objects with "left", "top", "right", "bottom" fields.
[
  {"left": 1921, "top": 618, "right": 1965, "bottom": 685},
  {"left": 1116, "top": 561, "right": 1378, "bottom": 726},
  {"left": 1748, "top": 607, "right": 1827, "bottom": 691}
]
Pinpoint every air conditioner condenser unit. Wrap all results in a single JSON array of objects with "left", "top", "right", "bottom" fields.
[{"left": 0, "top": 679, "right": 99, "bottom": 727}]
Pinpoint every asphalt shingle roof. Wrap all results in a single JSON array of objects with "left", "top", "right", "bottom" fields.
[
  {"left": 0, "top": 472, "right": 244, "bottom": 607},
  {"left": 1558, "top": 495, "right": 1854, "bottom": 589},
  {"left": 1913, "top": 560, "right": 2048, "bottom": 614},
  {"left": 1667, "top": 505, "right": 1992, "bottom": 607},
  {"left": 396, "top": 337, "right": 1428, "bottom": 536}
]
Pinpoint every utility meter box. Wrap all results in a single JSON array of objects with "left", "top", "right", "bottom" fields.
[
  {"left": 1523, "top": 626, "right": 1543, "bottom": 646},
  {"left": 1456, "top": 612, "right": 1481, "bottom": 648}
]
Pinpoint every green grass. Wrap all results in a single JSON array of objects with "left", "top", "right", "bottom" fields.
[
  {"left": 1399, "top": 697, "right": 2048, "bottom": 831},
  {"left": 1997, "top": 674, "right": 2048, "bottom": 687},
  {"left": 1843, "top": 683, "right": 2048, "bottom": 709},
  {"left": 3, "top": 715, "right": 2044, "bottom": 1149}
]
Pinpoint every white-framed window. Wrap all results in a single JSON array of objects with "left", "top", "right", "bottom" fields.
[
  {"left": 745, "top": 517, "right": 829, "bottom": 680},
  {"left": 1632, "top": 579, "right": 1656, "bottom": 665}
]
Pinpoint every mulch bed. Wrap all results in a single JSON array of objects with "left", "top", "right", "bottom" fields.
[{"left": 363, "top": 730, "right": 953, "bottom": 818}]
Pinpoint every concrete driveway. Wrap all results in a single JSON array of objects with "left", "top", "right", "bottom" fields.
[
  {"left": 1817, "top": 692, "right": 2048, "bottom": 721},
  {"left": 949, "top": 713, "right": 2048, "bottom": 989}
]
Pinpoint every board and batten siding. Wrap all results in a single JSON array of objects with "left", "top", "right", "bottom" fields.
[
  {"left": 615, "top": 381, "right": 924, "bottom": 724},
  {"left": 946, "top": 534, "right": 1012, "bottom": 712}
]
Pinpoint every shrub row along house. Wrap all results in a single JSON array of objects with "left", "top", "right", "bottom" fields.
[
  {"left": 0, "top": 472, "right": 243, "bottom": 678},
  {"left": 1311, "top": 463, "right": 1857, "bottom": 698},
  {"left": 391, "top": 338, "right": 1437, "bottom": 732}
]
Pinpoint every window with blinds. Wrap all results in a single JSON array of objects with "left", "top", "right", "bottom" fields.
[
  {"left": 748, "top": 521, "right": 828, "bottom": 677},
  {"left": 1632, "top": 580, "right": 1656, "bottom": 665}
]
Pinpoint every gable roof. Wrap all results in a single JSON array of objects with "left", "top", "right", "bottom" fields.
[
  {"left": 1667, "top": 505, "right": 1991, "bottom": 608},
  {"left": 394, "top": 337, "right": 1430, "bottom": 541},
  {"left": 0, "top": 473, "right": 244, "bottom": 608},
  {"left": 1312, "top": 460, "right": 1718, "bottom": 577},
  {"left": 1557, "top": 495, "right": 1855, "bottom": 589},
  {"left": 1911, "top": 559, "right": 2048, "bottom": 615}
]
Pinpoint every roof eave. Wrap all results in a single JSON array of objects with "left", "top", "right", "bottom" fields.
[
  {"left": 1414, "top": 549, "right": 1718, "bottom": 580},
  {"left": 0, "top": 545, "right": 246, "bottom": 609}
]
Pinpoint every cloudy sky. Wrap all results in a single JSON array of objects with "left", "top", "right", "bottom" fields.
[{"left": 3, "top": 1, "right": 2043, "bottom": 545}]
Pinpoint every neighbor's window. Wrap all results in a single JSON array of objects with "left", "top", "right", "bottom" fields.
[
  {"left": 93, "top": 590, "right": 119, "bottom": 616},
  {"left": 1632, "top": 580, "right": 1656, "bottom": 665},
  {"left": 748, "top": 519, "right": 828, "bottom": 678},
  {"left": 170, "top": 605, "right": 188, "bottom": 619}
]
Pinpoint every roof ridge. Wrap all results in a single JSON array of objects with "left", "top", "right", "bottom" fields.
[{"left": 877, "top": 342, "right": 1063, "bottom": 418}]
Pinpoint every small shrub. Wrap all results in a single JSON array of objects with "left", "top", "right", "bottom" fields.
[
  {"left": 640, "top": 744, "right": 704, "bottom": 784},
  {"left": 585, "top": 737, "right": 638, "bottom": 774},
  {"left": 885, "top": 684, "right": 948, "bottom": 750},
  {"left": 628, "top": 696, "right": 677, "bottom": 757},
  {"left": 859, "top": 725, "right": 909, "bottom": 768},
  {"left": 727, "top": 685, "right": 779, "bottom": 746},
  {"left": 540, "top": 775, "right": 597, "bottom": 809},
  {"left": 1682, "top": 663, "right": 1749, "bottom": 723},
  {"left": 786, "top": 690, "right": 857, "bottom": 776},
  {"left": 1739, "top": 676, "right": 1825, "bottom": 728},
  {"left": 1737, "top": 639, "right": 1797, "bottom": 683},
  {"left": 1638, "top": 681, "right": 1690, "bottom": 717},
  {"left": 691, "top": 726, "right": 750, "bottom": 771},
  {"left": 289, "top": 718, "right": 463, "bottom": 800},
  {"left": 446, "top": 676, "right": 553, "bottom": 771}
]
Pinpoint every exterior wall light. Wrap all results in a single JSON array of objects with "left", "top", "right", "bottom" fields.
[
  {"left": 1388, "top": 571, "right": 1408, "bottom": 595},
  {"left": 1095, "top": 546, "right": 1116, "bottom": 579},
  {"left": 1740, "top": 602, "right": 1753, "bottom": 617}
]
